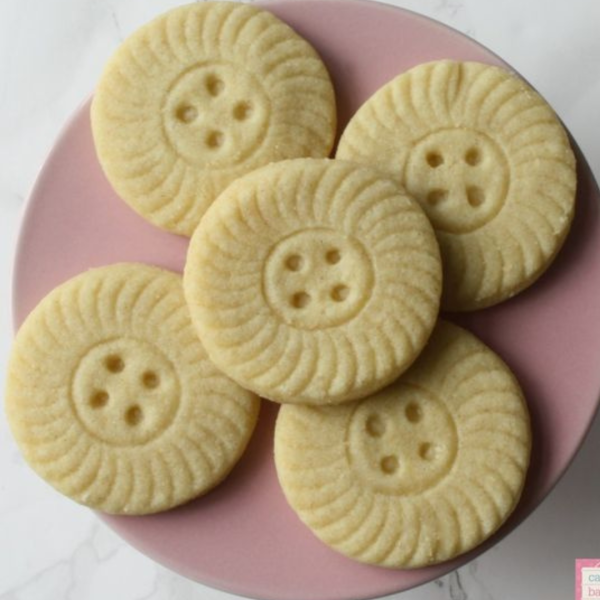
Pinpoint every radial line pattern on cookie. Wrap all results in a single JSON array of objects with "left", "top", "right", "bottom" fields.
[{"left": 336, "top": 60, "right": 576, "bottom": 310}]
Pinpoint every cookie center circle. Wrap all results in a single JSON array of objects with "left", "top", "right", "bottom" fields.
[
  {"left": 263, "top": 228, "right": 374, "bottom": 330},
  {"left": 348, "top": 384, "right": 458, "bottom": 495},
  {"left": 404, "top": 128, "right": 510, "bottom": 233},
  {"left": 71, "top": 338, "right": 180, "bottom": 446},
  {"left": 163, "top": 62, "right": 270, "bottom": 168}
]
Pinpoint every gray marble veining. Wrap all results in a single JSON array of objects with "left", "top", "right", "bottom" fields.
[{"left": 1, "top": 1, "right": 599, "bottom": 599}]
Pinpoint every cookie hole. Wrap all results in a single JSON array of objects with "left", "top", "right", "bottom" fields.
[
  {"left": 380, "top": 455, "right": 398, "bottom": 474},
  {"left": 426, "top": 151, "right": 444, "bottom": 168},
  {"left": 331, "top": 285, "right": 350, "bottom": 302},
  {"left": 206, "top": 130, "right": 224, "bottom": 149},
  {"left": 419, "top": 442, "right": 436, "bottom": 461},
  {"left": 467, "top": 186, "right": 485, "bottom": 207},
  {"left": 233, "top": 101, "right": 253, "bottom": 120},
  {"left": 125, "top": 405, "right": 143, "bottom": 426},
  {"left": 405, "top": 402, "right": 422, "bottom": 423},
  {"left": 427, "top": 189, "right": 448, "bottom": 205},
  {"left": 90, "top": 391, "right": 109, "bottom": 409},
  {"left": 325, "top": 249, "right": 341, "bottom": 264},
  {"left": 366, "top": 415, "right": 385, "bottom": 437},
  {"left": 206, "top": 75, "right": 224, "bottom": 96},
  {"left": 291, "top": 292, "right": 311, "bottom": 309},
  {"left": 285, "top": 255, "right": 304, "bottom": 271},
  {"left": 465, "top": 148, "right": 481, "bottom": 166},
  {"left": 142, "top": 371, "right": 159, "bottom": 389},
  {"left": 105, "top": 355, "right": 124, "bottom": 373},
  {"left": 175, "top": 104, "right": 198, "bottom": 123}
]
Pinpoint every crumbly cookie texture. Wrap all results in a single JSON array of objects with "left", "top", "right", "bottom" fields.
[
  {"left": 275, "top": 320, "right": 531, "bottom": 568},
  {"left": 6, "top": 263, "right": 260, "bottom": 515},
  {"left": 337, "top": 60, "right": 576, "bottom": 311},
  {"left": 184, "top": 158, "right": 442, "bottom": 405},
  {"left": 92, "top": 1, "right": 336, "bottom": 236}
]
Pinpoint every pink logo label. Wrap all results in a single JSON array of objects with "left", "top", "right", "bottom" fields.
[{"left": 577, "top": 559, "right": 600, "bottom": 599}]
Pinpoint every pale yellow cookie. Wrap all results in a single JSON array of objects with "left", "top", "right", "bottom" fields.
[
  {"left": 5, "top": 264, "right": 260, "bottom": 515},
  {"left": 184, "top": 158, "right": 442, "bottom": 405},
  {"left": 91, "top": 2, "right": 336, "bottom": 236},
  {"left": 337, "top": 60, "right": 576, "bottom": 311},
  {"left": 275, "top": 321, "right": 531, "bottom": 568}
]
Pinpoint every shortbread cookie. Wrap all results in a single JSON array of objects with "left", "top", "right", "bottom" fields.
[
  {"left": 5, "top": 264, "right": 260, "bottom": 515},
  {"left": 91, "top": 2, "right": 336, "bottom": 236},
  {"left": 337, "top": 60, "right": 576, "bottom": 311},
  {"left": 275, "top": 321, "right": 531, "bottom": 568},
  {"left": 184, "top": 159, "right": 442, "bottom": 405}
]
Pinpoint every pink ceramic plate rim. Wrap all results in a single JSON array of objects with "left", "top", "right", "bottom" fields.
[{"left": 11, "top": 1, "right": 600, "bottom": 599}]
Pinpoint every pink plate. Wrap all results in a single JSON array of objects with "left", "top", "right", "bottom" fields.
[{"left": 12, "top": 1, "right": 600, "bottom": 598}]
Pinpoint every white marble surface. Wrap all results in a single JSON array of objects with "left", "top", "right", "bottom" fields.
[{"left": 1, "top": 0, "right": 600, "bottom": 599}]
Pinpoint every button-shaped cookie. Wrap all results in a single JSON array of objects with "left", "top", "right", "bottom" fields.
[
  {"left": 184, "top": 158, "right": 442, "bottom": 405},
  {"left": 91, "top": 2, "right": 336, "bottom": 236},
  {"left": 5, "top": 264, "right": 260, "bottom": 515},
  {"left": 275, "top": 321, "right": 531, "bottom": 568},
  {"left": 337, "top": 60, "right": 576, "bottom": 311}
]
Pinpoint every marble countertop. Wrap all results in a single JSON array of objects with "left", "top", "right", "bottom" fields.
[{"left": 1, "top": 1, "right": 600, "bottom": 599}]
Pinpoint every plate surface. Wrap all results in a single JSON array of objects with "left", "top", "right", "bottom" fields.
[{"left": 12, "top": 1, "right": 600, "bottom": 599}]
